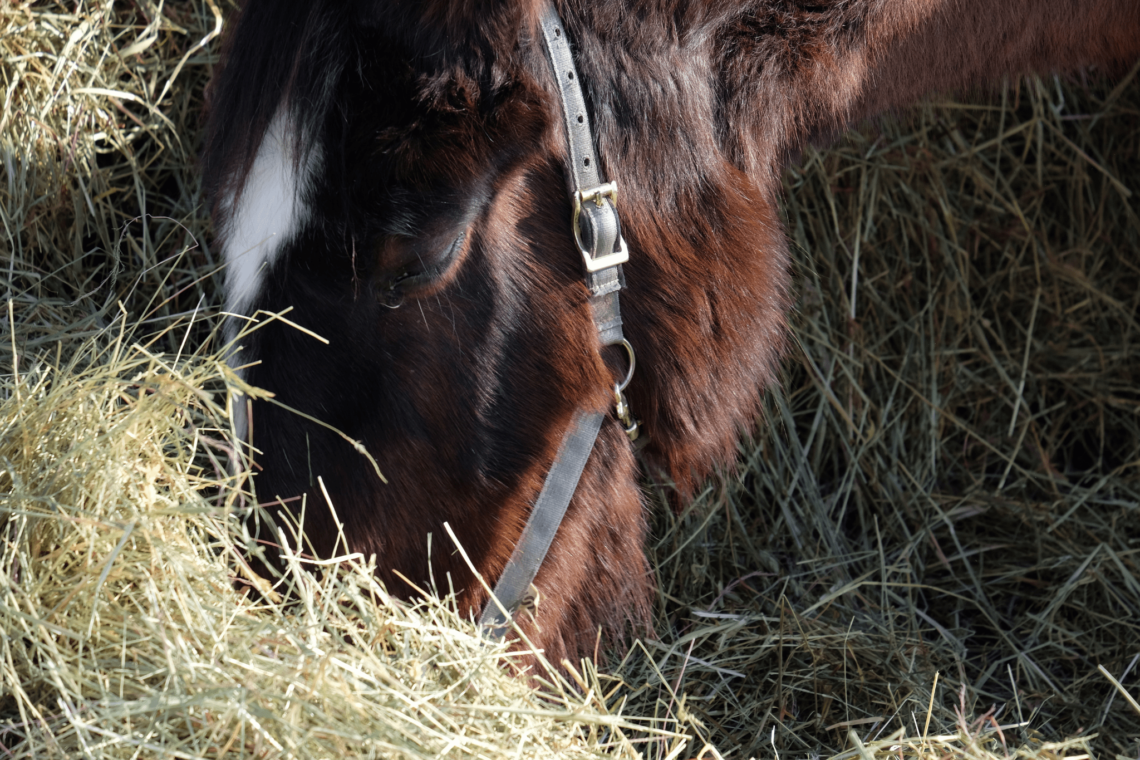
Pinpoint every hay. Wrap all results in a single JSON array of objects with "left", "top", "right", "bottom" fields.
[
  {"left": 618, "top": 75, "right": 1140, "bottom": 756},
  {"left": 1, "top": 0, "right": 221, "bottom": 355},
  {"left": 0, "top": 322, "right": 694, "bottom": 759},
  {"left": 3, "top": 1, "right": 1139, "bottom": 758}
]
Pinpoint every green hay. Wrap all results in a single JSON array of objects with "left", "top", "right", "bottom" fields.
[{"left": 3, "top": 2, "right": 1139, "bottom": 758}]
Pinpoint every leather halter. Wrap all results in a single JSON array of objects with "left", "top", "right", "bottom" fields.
[{"left": 479, "top": 2, "right": 638, "bottom": 636}]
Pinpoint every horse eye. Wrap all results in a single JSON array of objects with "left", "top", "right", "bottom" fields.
[{"left": 376, "top": 230, "right": 467, "bottom": 302}]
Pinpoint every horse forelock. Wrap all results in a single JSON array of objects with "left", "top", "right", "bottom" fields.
[
  {"left": 351, "top": 0, "right": 547, "bottom": 58},
  {"left": 203, "top": 0, "right": 347, "bottom": 205}
]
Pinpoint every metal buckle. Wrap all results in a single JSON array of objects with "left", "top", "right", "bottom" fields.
[
  {"left": 613, "top": 384, "right": 639, "bottom": 442},
  {"left": 572, "top": 181, "right": 629, "bottom": 272}
]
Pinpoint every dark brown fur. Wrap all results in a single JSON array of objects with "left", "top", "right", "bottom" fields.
[{"left": 204, "top": 0, "right": 1140, "bottom": 670}]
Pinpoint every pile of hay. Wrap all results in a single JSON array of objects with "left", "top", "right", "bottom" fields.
[
  {"left": 622, "top": 69, "right": 1140, "bottom": 756},
  {"left": 0, "top": 333, "right": 691, "bottom": 758},
  {"left": 2, "top": 1, "right": 1138, "bottom": 758}
]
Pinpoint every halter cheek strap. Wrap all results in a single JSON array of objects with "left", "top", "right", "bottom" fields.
[
  {"left": 479, "top": 2, "right": 638, "bottom": 637},
  {"left": 539, "top": 8, "right": 629, "bottom": 346}
]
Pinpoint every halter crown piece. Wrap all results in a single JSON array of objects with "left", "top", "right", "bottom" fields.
[{"left": 478, "top": 2, "right": 638, "bottom": 637}]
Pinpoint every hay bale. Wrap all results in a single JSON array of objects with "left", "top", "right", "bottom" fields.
[{"left": 3, "top": 1, "right": 1138, "bottom": 758}]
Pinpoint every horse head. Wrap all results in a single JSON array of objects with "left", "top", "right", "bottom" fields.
[{"left": 204, "top": 0, "right": 1139, "bottom": 666}]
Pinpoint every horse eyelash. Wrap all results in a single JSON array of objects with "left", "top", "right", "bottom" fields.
[{"left": 378, "top": 229, "right": 467, "bottom": 308}]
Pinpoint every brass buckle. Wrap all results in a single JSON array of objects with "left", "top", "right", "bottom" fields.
[{"left": 572, "top": 181, "right": 629, "bottom": 272}]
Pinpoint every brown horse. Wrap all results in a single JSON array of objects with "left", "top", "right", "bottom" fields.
[{"left": 203, "top": 0, "right": 1140, "bottom": 668}]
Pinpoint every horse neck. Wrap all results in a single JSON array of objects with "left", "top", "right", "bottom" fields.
[
  {"left": 848, "top": 0, "right": 1137, "bottom": 125},
  {"left": 568, "top": 0, "right": 1140, "bottom": 181}
]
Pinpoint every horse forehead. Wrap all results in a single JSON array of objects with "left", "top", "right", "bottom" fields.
[{"left": 348, "top": 79, "right": 552, "bottom": 205}]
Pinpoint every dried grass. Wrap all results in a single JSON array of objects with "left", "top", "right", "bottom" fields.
[
  {"left": 2, "top": 2, "right": 1139, "bottom": 758},
  {"left": 621, "top": 72, "right": 1140, "bottom": 758},
  {"left": 0, "top": 321, "right": 690, "bottom": 759}
]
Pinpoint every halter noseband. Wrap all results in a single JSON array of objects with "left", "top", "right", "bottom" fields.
[{"left": 478, "top": 2, "right": 638, "bottom": 636}]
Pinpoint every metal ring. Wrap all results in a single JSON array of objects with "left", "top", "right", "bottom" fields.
[{"left": 612, "top": 337, "right": 635, "bottom": 392}]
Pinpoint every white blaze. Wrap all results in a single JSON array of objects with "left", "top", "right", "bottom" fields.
[
  {"left": 221, "top": 109, "right": 319, "bottom": 318},
  {"left": 220, "top": 108, "right": 321, "bottom": 444}
]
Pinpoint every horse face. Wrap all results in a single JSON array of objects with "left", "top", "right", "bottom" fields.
[{"left": 210, "top": 2, "right": 656, "bottom": 660}]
